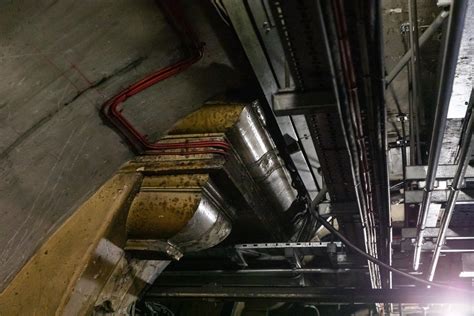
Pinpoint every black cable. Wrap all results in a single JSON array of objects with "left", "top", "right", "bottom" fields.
[{"left": 313, "top": 212, "right": 474, "bottom": 293}]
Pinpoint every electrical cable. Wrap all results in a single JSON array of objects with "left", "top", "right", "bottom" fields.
[
  {"left": 101, "top": 0, "right": 224, "bottom": 155},
  {"left": 313, "top": 211, "right": 474, "bottom": 293}
]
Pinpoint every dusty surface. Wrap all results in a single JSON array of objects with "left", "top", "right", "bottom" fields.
[
  {"left": 383, "top": 0, "right": 441, "bottom": 144},
  {"left": 0, "top": 0, "right": 249, "bottom": 290},
  {"left": 0, "top": 173, "right": 141, "bottom": 315}
]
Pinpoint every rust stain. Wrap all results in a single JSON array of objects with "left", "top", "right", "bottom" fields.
[{"left": 168, "top": 104, "right": 245, "bottom": 134}]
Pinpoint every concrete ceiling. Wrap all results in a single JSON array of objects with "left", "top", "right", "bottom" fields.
[
  {"left": 383, "top": 0, "right": 442, "bottom": 143},
  {"left": 0, "top": 0, "right": 251, "bottom": 290}
]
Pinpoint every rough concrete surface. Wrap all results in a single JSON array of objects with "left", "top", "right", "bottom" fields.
[
  {"left": 0, "top": 0, "right": 249, "bottom": 290},
  {"left": 383, "top": 0, "right": 441, "bottom": 143}
]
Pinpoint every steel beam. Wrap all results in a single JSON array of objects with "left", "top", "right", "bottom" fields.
[
  {"left": 401, "top": 227, "right": 474, "bottom": 239},
  {"left": 291, "top": 115, "right": 323, "bottom": 198},
  {"left": 405, "top": 165, "right": 474, "bottom": 180},
  {"left": 401, "top": 239, "right": 474, "bottom": 253},
  {"left": 145, "top": 287, "right": 473, "bottom": 304},
  {"left": 235, "top": 241, "right": 342, "bottom": 250},
  {"left": 160, "top": 268, "right": 364, "bottom": 275},
  {"left": 405, "top": 189, "right": 474, "bottom": 203},
  {"left": 408, "top": 0, "right": 422, "bottom": 165},
  {"left": 318, "top": 202, "right": 359, "bottom": 216},
  {"left": 272, "top": 91, "right": 336, "bottom": 115}
]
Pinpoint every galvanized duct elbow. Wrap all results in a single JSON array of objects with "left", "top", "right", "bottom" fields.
[
  {"left": 125, "top": 173, "right": 232, "bottom": 256},
  {"left": 169, "top": 102, "right": 297, "bottom": 214},
  {"left": 229, "top": 105, "right": 297, "bottom": 213}
]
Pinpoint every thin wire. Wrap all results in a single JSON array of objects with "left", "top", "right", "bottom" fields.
[
  {"left": 211, "top": 0, "right": 231, "bottom": 26},
  {"left": 313, "top": 212, "right": 474, "bottom": 293}
]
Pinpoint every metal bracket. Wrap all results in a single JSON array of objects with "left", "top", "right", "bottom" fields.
[
  {"left": 272, "top": 91, "right": 337, "bottom": 116},
  {"left": 235, "top": 241, "right": 342, "bottom": 249},
  {"left": 400, "top": 22, "right": 411, "bottom": 34},
  {"left": 125, "top": 239, "right": 183, "bottom": 261}
]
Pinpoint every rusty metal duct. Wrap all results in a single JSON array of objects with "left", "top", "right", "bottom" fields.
[
  {"left": 169, "top": 103, "right": 298, "bottom": 214},
  {"left": 125, "top": 102, "right": 299, "bottom": 259},
  {"left": 126, "top": 174, "right": 232, "bottom": 255}
]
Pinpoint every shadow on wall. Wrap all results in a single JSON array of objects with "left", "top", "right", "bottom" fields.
[{"left": 120, "top": 61, "right": 249, "bottom": 144}]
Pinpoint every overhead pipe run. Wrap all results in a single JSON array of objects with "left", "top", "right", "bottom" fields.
[
  {"left": 427, "top": 96, "right": 474, "bottom": 281},
  {"left": 327, "top": 0, "right": 396, "bottom": 289},
  {"left": 412, "top": 0, "right": 468, "bottom": 271}
]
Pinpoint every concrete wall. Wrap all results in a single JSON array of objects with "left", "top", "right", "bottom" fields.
[{"left": 0, "top": 0, "right": 249, "bottom": 290}]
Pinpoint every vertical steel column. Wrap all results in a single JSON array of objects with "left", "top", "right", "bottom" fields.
[
  {"left": 366, "top": 0, "right": 392, "bottom": 290},
  {"left": 408, "top": 0, "right": 422, "bottom": 165},
  {"left": 412, "top": 0, "right": 468, "bottom": 271},
  {"left": 400, "top": 117, "right": 408, "bottom": 181},
  {"left": 427, "top": 98, "right": 474, "bottom": 281}
]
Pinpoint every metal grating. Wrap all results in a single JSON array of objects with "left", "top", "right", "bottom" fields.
[
  {"left": 306, "top": 112, "right": 356, "bottom": 202},
  {"left": 270, "top": 0, "right": 334, "bottom": 91}
]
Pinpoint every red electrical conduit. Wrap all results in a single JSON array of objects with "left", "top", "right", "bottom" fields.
[{"left": 101, "top": 0, "right": 229, "bottom": 156}]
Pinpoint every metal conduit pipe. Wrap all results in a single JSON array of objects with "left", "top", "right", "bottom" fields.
[
  {"left": 386, "top": 10, "right": 449, "bottom": 85},
  {"left": 412, "top": 0, "right": 468, "bottom": 271},
  {"left": 427, "top": 98, "right": 474, "bottom": 281},
  {"left": 101, "top": 0, "right": 204, "bottom": 154}
]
